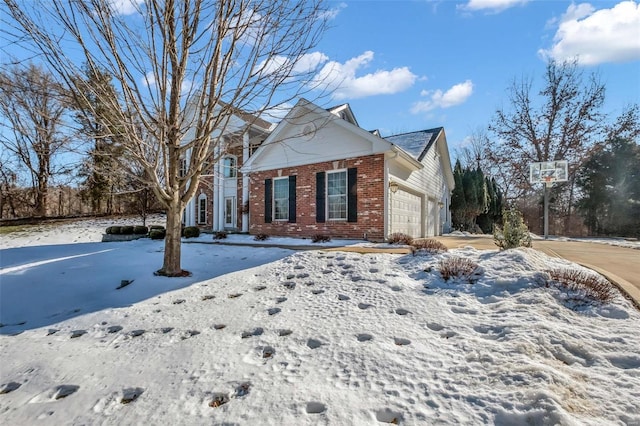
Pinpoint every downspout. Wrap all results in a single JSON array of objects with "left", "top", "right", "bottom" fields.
[
  {"left": 385, "top": 150, "right": 399, "bottom": 240},
  {"left": 242, "top": 131, "right": 250, "bottom": 232}
]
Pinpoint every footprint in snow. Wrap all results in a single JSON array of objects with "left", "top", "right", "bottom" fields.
[
  {"left": 213, "top": 324, "right": 226, "bottom": 330},
  {"left": 161, "top": 327, "right": 173, "bottom": 334},
  {"left": 358, "top": 303, "right": 373, "bottom": 310},
  {"left": 390, "top": 285, "right": 402, "bottom": 292},
  {"left": 312, "top": 289, "right": 325, "bottom": 295},
  {"left": 394, "top": 338, "right": 411, "bottom": 346},
  {"left": 307, "top": 339, "right": 322, "bottom": 349},
  {"left": 278, "top": 329, "right": 292, "bottom": 337},
  {"left": 228, "top": 293, "right": 243, "bottom": 299},
  {"left": 201, "top": 295, "right": 215, "bottom": 301},
  {"left": 254, "top": 286, "right": 267, "bottom": 291},
  {"left": 275, "top": 297, "right": 287, "bottom": 304},
  {"left": 121, "top": 387, "right": 144, "bottom": 404},
  {"left": 267, "top": 308, "right": 281, "bottom": 316},
  {"left": 286, "top": 274, "right": 296, "bottom": 279},
  {"left": 173, "top": 299, "right": 186, "bottom": 305},
  {"left": 306, "top": 401, "right": 326, "bottom": 414},
  {"left": 395, "top": 308, "right": 411, "bottom": 316},
  {"left": 426, "top": 323, "right": 444, "bottom": 332},
  {"left": 369, "top": 268, "right": 379, "bottom": 273},
  {"left": 208, "top": 392, "right": 229, "bottom": 408},
  {"left": 338, "top": 294, "right": 350, "bottom": 301},
  {"left": 241, "top": 328, "right": 264, "bottom": 339},
  {"left": 181, "top": 330, "right": 200, "bottom": 339},
  {"left": 293, "top": 265, "right": 305, "bottom": 270},
  {"left": 53, "top": 385, "right": 80, "bottom": 400},
  {"left": 356, "top": 333, "right": 373, "bottom": 342},
  {"left": 376, "top": 408, "right": 403, "bottom": 424},
  {"left": 0, "top": 382, "right": 21, "bottom": 394},
  {"left": 107, "top": 325, "right": 123, "bottom": 334},
  {"left": 234, "top": 382, "right": 251, "bottom": 397},
  {"left": 70, "top": 330, "right": 87, "bottom": 339},
  {"left": 296, "top": 273, "right": 310, "bottom": 279},
  {"left": 47, "top": 329, "right": 59, "bottom": 336},
  {"left": 282, "top": 282, "right": 296, "bottom": 290},
  {"left": 129, "top": 329, "right": 145, "bottom": 337},
  {"left": 260, "top": 345, "right": 275, "bottom": 359}
]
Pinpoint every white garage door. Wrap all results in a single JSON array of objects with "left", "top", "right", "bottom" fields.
[{"left": 391, "top": 190, "right": 422, "bottom": 238}]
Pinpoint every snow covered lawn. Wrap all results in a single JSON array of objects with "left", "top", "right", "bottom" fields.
[{"left": 1, "top": 220, "right": 639, "bottom": 425}]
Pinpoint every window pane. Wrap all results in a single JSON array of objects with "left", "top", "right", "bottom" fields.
[
  {"left": 223, "top": 157, "right": 236, "bottom": 178},
  {"left": 327, "top": 171, "right": 347, "bottom": 219},
  {"left": 273, "top": 178, "right": 289, "bottom": 220}
]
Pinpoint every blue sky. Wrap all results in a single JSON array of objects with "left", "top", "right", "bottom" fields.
[
  {"left": 2, "top": 0, "right": 638, "bottom": 160},
  {"left": 306, "top": 0, "right": 640, "bottom": 155}
]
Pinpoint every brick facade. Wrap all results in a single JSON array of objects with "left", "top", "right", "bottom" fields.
[{"left": 248, "top": 154, "right": 386, "bottom": 241}]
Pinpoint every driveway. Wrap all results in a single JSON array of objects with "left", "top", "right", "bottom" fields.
[{"left": 435, "top": 234, "right": 640, "bottom": 308}]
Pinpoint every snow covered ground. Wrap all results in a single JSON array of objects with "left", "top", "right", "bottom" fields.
[{"left": 1, "top": 218, "right": 639, "bottom": 425}]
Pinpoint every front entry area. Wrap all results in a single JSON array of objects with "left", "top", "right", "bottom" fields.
[{"left": 224, "top": 196, "right": 236, "bottom": 228}]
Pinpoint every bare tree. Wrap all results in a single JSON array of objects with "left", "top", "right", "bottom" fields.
[
  {"left": 0, "top": 63, "right": 73, "bottom": 217},
  {"left": 2, "top": 0, "right": 329, "bottom": 276},
  {"left": 487, "top": 59, "right": 638, "bottom": 233}
]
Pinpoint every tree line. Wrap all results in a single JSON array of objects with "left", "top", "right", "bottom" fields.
[{"left": 453, "top": 60, "right": 640, "bottom": 238}]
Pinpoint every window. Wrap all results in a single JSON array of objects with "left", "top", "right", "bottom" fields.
[
  {"left": 179, "top": 157, "right": 187, "bottom": 178},
  {"left": 273, "top": 177, "right": 289, "bottom": 220},
  {"left": 223, "top": 156, "right": 237, "bottom": 178},
  {"left": 197, "top": 194, "right": 207, "bottom": 224},
  {"left": 327, "top": 170, "right": 347, "bottom": 220}
]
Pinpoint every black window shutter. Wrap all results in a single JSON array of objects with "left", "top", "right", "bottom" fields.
[
  {"left": 264, "top": 178, "right": 272, "bottom": 223},
  {"left": 347, "top": 168, "right": 357, "bottom": 222},
  {"left": 288, "top": 175, "right": 296, "bottom": 223},
  {"left": 316, "top": 171, "right": 325, "bottom": 223}
]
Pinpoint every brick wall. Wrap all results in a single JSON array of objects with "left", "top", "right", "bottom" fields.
[{"left": 248, "top": 154, "right": 386, "bottom": 241}]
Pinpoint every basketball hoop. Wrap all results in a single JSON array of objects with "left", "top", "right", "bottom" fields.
[{"left": 544, "top": 176, "right": 554, "bottom": 187}]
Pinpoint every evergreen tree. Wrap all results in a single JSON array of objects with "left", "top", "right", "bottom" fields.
[
  {"left": 451, "top": 159, "right": 467, "bottom": 230},
  {"left": 576, "top": 138, "right": 640, "bottom": 237}
]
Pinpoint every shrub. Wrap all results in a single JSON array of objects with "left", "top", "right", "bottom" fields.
[
  {"left": 120, "top": 226, "right": 134, "bottom": 235},
  {"left": 546, "top": 268, "right": 615, "bottom": 303},
  {"left": 254, "top": 233, "right": 269, "bottom": 241},
  {"left": 105, "top": 226, "right": 117, "bottom": 235},
  {"left": 213, "top": 231, "right": 228, "bottom": 240},
  {"left": 150, "top": 225, "right": 165, "bottom": 231},
  {"left": 493, "top": 208, "right": 532, "bottom": 250},
  {"left": 388, "top": 232, "right": 414, "bottom": 245},
  {"left": 107, "top": 226, "right": 122, "bottom": 235},
  {"left": 183, "top": 226, "right": 201, "bottom": 238},
  {"left": 133, "top": 226, "right": 149, "bottom": 235},
  {"left": 410, "top": 238, "right": 448, "bottom": 255},
  {"left": 438, "top": 257, "right": 480, "bottom": 283},
  {"left": 312, "top": 234, "right": 331, "bottom": 243},
  {"left": 149, "top": 229, "right": 166, "bottom": 240}
]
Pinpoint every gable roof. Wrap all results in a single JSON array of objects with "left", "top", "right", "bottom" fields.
[
  {"left": 241, "top": 99, "right": 421, "bottom": 173},
  {"left": 385, "top": 128, "right": 443, "bottom": 162}
]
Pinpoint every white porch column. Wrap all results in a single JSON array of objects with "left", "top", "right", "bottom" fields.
[
  {"left": 213, "top": 141, "right": 223, "bottom": 231},
  {"left": 242, "top": 131, "right": 250, "bottom": 232}
]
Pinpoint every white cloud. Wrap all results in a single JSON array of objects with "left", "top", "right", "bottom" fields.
[
  {"left": 459, "top": 0, "right": 529, "bottom": 13},
  {"left": 312, "top": 51, "right": 417, "bottom": 100},
  {"left": 108, "top": 0, "right": 143, "bottom": 15},
  {"left": 142, "top": 72, "right": 192, "bottom": 94},
  {"left": 318, "top": 2, "right": 347, "bottom": 20},
  {"left": 540, "top": 1, "right": 640, "bottom": 65},
  {"left": 254, "top": 52, "right": 329, "bottom": 78},
  {"left": 411, "top": 80, "right": 474, "bottom": 113}
]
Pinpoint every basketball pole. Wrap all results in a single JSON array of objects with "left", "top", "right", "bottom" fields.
[{"left": 543, "top": 182, "right": 550, "bottom": 240}]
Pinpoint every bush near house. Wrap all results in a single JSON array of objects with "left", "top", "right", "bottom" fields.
[
  {"left": 438, "top": 257, "right": 480, "bottom": 283},
  {"left": 546, "top": 268, "right": 615, "bottom": 303},
  {"left": 133, "top": 226, "right": 148, "bottom": 235},
  {"left": 214, "top": 231, "right": 228, "bottom": 240},
  {"left": 105, "top": 226, "right": 121, "bottom": 235},
  {"left": 312, "top": 234, "right": 331, "bottom": 243},
  {"left": 254, "top": 233, "right": 269, "bottom": 241},
  {"left": 120, "top": 226, "right": 134, "bottom": 235},
  {"left": 183, "top": 226, "right": 201, "bottom": 238},
  {"left": 149, "top": 229, "right": 166, "bottom": 240},
  {"left": 388, "top": 233, "right": 413, "bottom": 245}
]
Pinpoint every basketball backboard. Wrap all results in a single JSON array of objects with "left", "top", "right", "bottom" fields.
[{"left": 530, "top": 160, "right": 568, "bottom": 185}]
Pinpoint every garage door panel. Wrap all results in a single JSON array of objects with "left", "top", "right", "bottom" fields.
[{"left": 391, "top": 190, "right": 421, "bottom": 238}]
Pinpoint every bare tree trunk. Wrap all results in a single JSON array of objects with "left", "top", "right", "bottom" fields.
[{"left": 159, "top": 196, "right": 184, "bottom": 276}]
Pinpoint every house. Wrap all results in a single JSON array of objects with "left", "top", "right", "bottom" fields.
[
  {"left": 183, "top": 107, "right": 274, "bottom": 231},
  {"left": 239, "top": 98, "right": 455, "bottom": 241}
]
